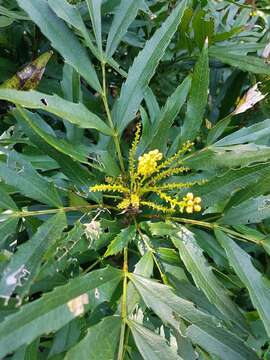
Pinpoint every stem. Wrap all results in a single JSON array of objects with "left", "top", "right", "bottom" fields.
[
  {"left": 83, "top": 257, "right": 103, "bottom": 274},
  {"left": 8, "top": 204, "right": 116, "bottom": 219},
  {"left": 135, "top": 219, "right": 169, "bottom": 284},
  {"left": 117, "top": 247, "right": 129, "bottom": 360},
  {"left": 142, "top": 214, "right": 262, "bottom": 245},
  {"left": 101, "top": 61, "right": 125, "bottom": 174},
  {"left": 225, "top": 0, "right": 268, "bottom": 11}
]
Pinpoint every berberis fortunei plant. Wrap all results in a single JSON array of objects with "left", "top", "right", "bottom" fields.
[{"left": 0, "top": 0, "right": 270, "bottom": 359}]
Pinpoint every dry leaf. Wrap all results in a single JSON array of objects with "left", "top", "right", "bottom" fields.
[
  {"left": 233, "top": 83, "right": 267, "bottom": 115},
  {"left": 67, "top": 293, "right": 89, "bottom": 316}
]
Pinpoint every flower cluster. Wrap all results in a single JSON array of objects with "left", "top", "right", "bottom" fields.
[
  {"left": 137, "top": 149, "right": 163, "bottom": 177},
  {"left": 90, "top": 124, "right": 204, "bottom": 214},
  {"left": 183, "top": 192, "right": 202, "bottom": 213}
]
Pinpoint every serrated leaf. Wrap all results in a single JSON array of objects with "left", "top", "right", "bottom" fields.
[
  {"left": 105, "top": 225, "right": 136, "bottom": 257},
  {"left": 106, "top": 0, "right": 143, "bottom": 57},
  {"left": 192, "top": 228, "right": 228, "bottom": 269},
  {"left": 15, "top": 107, "right": 88, "bottom": 163},
  {"left": 48, "top": 0, "right": 99, "bottom": 61},
  {"left": 144, "top": 87, "right": 160, "bottom": 122},
  {"left": 185, "top": 144, "right": 270, "bottom": 171},
  {"left": 0, "top": 266, "right": 122, "bottom": 357},
  {"left": 13, "top": 110, "right": 95, "bottom": 191},
  {"left": 127, "top": 251, "right": 154, "bottom": 314},
  {"left": 0, "top": 152, "right": 62, "bottom": 208},
  {"left": 129, "top": 273, "right": 217, "bottom": 331},
  {"left": 48, "top": 319, "right": 81, "bottom": 357},
  {"left": 215, "top": 230, "right": 270, "bottom": 337},
  {"left": 192, "top": 163, "right": 270, "bottom": 208},
  {"left": 0, "top": 89, "right": 112, "bottom": 135},
  {"left": 214, "top": 119, "right": 270, "bottom": 146},
  {"left": 129, "top": 274, "right": 257, "bottom": 358},
  {"left": 65, "top": 316, "right": 121, "bottom": 360},
  {"left": 206, "top": 115, "right": 232, "bottom": 145},
  {"left": 170, "top": 224, "right": 248, "bottom": 333},
  {"left": 17, "top": 0, "right": 101, "bottom": 92},
  {"left": 187, "top": 324, "right": 258, "bottom": 360},
  {"left": 180, "top": 43, "right": 209, "bottom": 144},
  {"left": 0, "top": 186, "right": 17, "bottom": 210},
  {"left": 0, "top": 212, "right": 66, "bottom": 299},
  {"left": 86, "top": 0, "right": 102, "bottom": 53},
  {"left": 112, "top": 0, "right": 187, "bottom": 133},
  {"left": 147, "top": 75, "right": 191, "bottom": 152},
  {"left": 128, "top": 319, "right": 182, "bottom": 360},
  {"left": 221, "top": 195, "right": 270, "bottom": 225},
  {"left": 209, "top": 46, "right": 270, "bottom": 75}
]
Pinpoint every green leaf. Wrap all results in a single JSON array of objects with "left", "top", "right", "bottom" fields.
[
  {"left": 0, "top": 266, "right": 122, "bottom": 357},
  {"left": 106, "top": 0, "right": 143, "bottom": 57},
  {"left": 209, "top": 46, "right": 270, "bottom": 75},
  {"left": 215, "top": 230, "right": 270, "bottom": 337},
  {"left": 112, "top": 0, "right": 187, "bottom": 133},
  {"left": 17, "top": 0, "right": 101, "bottom": 92},
  {"left": 147, "top": 75, "right": 192, "bottom": 152},
  {"left": 185, "top": 144, "right": 270, "bottom": 171},
  {"left": 61, "top": 63, "right": 83, "bottom": 143},
  {"left": 0, "top": 15, "right": 13, "bottom": 27},
  {"left": 192, "top": 10, "right": 214, "bottom": 50},
  {"left": 191, "top": 228, "right": 228, "bottom": 269},
  {"left": 0, "top": 186, "right": 17, "bottom": 210},
  {"left": 207, "top": 116, "right": 232, "bottom": 145},
  {"left": 214, "top": 119, "right": 270, "bottom": 146},
  {"left": 48, "top": 0, "right": 86, "bottom": 34},
  {"left": 192, "top": 163, "right": 270, "bottom": 208},
  {"left": 186, "top": 324, "right": 259, "bottom": 360},
  {"left": 0, "top": 89, "right": 112, "bottom": 135},
  {"left": 48, "top": 0, "right": 99, "bottom": 61},
  {"left": 13, "top": 110, "right": 96, "bottom": 191},
  {"left": 128, "top": 319, "right": 182, "bottom": 360},
  {"left": 0, "top": 152, "right": 62, "bottom": 208},
  {"left": 170, "top": 224, "right": 248, "bottom": 333},
  {"left": 0, "top": 5, "right": 28, "bottom": 20},
  {"left": 65, "top": 316, "right": 121, "bottom": 360},
  {"left": 129, "top": 274, "right": 257, "bottom": 358},
  {"left": 221, "top": 195, "right": 270, "bottom": 225},
  {"left": 129, "top": 273, "right": 217, "bottom": 331},
  {"left": 104, "top": 225, "right": 136, "bottom": 257},
  {"left": 127, "top": 252, "right": 154, "bottom": 314},
  {"left": 0, "top": 218, "right": 18, "bottom": 248},
  {"left": 48, "top": 319, "right": 81, "bottom": 357},
  {"left": 180, "top": 43, "right": 209, "bottom": 144},
  {"left": 15, "top": 107, "right": 88, "bottom": 163},
  {"left": 0, "top": 213, "right": 66, "bottom": 299},
  {"left": 86, "top": 0, "right": 102, "bottom": 53}
]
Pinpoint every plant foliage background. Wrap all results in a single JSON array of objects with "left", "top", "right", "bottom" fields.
[{"left": 0, "top": 0, "right": 270, "bottom": 359}]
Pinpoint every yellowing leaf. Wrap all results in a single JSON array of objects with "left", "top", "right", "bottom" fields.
[{"left": 0, "top": 51, "right": 53, "bottom": 90}]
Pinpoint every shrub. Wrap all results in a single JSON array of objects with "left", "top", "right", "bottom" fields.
[{"left": 0, "top": 0, "right": 270, "bottom": 359}]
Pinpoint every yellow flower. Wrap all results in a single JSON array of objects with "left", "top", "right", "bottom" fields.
[
  {"left": 130, "top": 194, "right": 140, "bottom": 208},
  {"left": 194, "top": 197, "right": 201, "bottom": 204},
  {"left": 186, "top": 206, "right": 194, "bottom": 214},
  {"left": 90, "top": 129, "right": 204, "bottom": 215},
  {"left": 183, "top": 193, "right": 202, "bottom": 213},
  {"left": 185, "top": 192, "right": 194, "bottom": 200},
  {"left": 137, "top": 149, "right": 163, "bottom": 177},
  {"left": 117, "top": 198, "right": 131, "bottom": 209}
]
